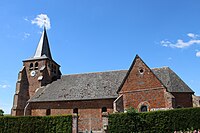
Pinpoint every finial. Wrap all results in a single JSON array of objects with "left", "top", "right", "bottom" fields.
[{"left": 43, "top": 18, "right": 47, "bottom": 30}]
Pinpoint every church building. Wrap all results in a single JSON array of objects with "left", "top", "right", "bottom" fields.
[{"left": 12, "top": 28, "right": 195, "bottom": 132}]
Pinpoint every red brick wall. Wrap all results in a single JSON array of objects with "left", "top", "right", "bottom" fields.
[
  {"left": 23, "top": 59, "right": 60, "bottom": 97},
  {"left": 12, "top": 59, "right": 61, "bottom": 116},
  {"left": 119, "top": 56, "right": 167, "bottom": 111},
  {"left": 120, "top": 57, "right": 164, "bottom": 93},
  {"left": 171, "top": 92, "right": 193, "bottom": 108},
  {"left": 121, "top": 88, "right": 166, "bottom": 111},
  {"left": 30, "top": 99, "right": 114, "bottom": 132}
]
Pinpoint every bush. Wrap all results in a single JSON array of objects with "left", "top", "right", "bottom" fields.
[
  {"left": 108, "top": 107, "right": 200, "bottom": 133},
  {"left": 0, "top": 109, "right": 4, "bottom": 116},
  {"left": 0, "top": 115, "right": 72, "bottom": 133}
]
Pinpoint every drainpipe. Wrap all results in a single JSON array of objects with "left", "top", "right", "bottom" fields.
[{"left": 24, "top": 102, "right": 29, "bottom": 116}]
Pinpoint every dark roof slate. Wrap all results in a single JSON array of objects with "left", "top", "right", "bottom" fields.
[
  {"left": 152, "top": 67, "right": 194, "bottom": 93},
  {"left": 34, "top": 28, "right": 52, "bottom": 60},
  {"left": 24, "top": 28, "right": 52, "bottom": 61},
  {"left": 29, "top": 67, "right": 194, "bottom": 102},
  {"left": 29, "top": 70, "right": 127, "bottom": 102}
]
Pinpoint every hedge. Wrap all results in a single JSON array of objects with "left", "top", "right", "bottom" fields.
[
  {"left": 0, "top": 115, "right": 72, "bottom": 133},
  {"left": 108, "top": 107, "right": 200, "bottom": 133}
]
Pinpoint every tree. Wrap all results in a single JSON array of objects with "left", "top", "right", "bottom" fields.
[{"left": 0, "top": 109, "right": 4, "bottom": 116}]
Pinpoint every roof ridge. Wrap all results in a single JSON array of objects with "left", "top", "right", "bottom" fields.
[
  {"left": 61, "top": 69, "right": 128, "bottom": 77},
  {"left": 151, "top": 66, "right": 169, "bottom": 70}
]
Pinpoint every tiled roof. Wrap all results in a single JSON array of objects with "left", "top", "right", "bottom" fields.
[
  {"left": 29, "top": 67, "right": 194, "bottom": 102},
  {"left": 29, "top": 70, "right": 127, "bottom": 102},
  {"left": 152, "top": 67, "right": 194, "bottom": 93}
]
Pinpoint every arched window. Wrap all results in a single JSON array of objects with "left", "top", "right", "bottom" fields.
[
  {"left": 73, "top": 108, "right": 78, "bottom": 114},
  {"left": 29, "top": 63, "right": 33, "bottom": 70},
  {"left": 140, "top": 105, "right": 148, "bottom": 112},
  {"left": 176, "top": 105, "right": 182, "bottom": 108},
  {"left": 46, "top": 109, "right": 51, "bottom": 116},
  {"left": 102, "top": 107, "right": 107, "bottom": 112},
  {"left": 35, "top": 62, "right": 38, "bottom": 70}
]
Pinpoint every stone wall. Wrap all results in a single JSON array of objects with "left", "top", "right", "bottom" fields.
[{"left": 193, "top": 95, "right": 200, "bottom": 107}]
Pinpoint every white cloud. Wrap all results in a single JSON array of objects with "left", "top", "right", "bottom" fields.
[
  {"left": 0, "top": 81, "right": 11, "bottom": 89},
  {"left": 160, "top": 40, "right": 171, "bottom": 47},
  {"left": 196, "top": 51, "right": 200, "bottom": 57},
  {"left": 31, "top": 14, "right": 51, "bottom": 30},
  {"left": 161, "top": 33, "right": 200, "bottom": 49},
  {"left": 24, "top": 32, "right": 30, "bottom": 38},
  {"left": 187, "top": 33, "right": 198, "bottom": 39},
  {"left": 22, "top": 32, "right": 30, "bottom": 40},
  {"left": 0, "top": 84, "right": 10, "bottom": 89},
  {"left": 24, "top": 17, "right": 29, "bottom": 22},
  {"left": 168, "top": 57, "right": 172, "bottom": 60}
]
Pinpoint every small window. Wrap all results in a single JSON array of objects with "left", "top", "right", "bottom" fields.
[
  {"left": 29, "top": 63, "right": 33, "bottom": 70},
  {"left": 102, "top": 107, "right": 107, "bottom": 112},
  {"left": 176, "top": 105, "right": 182, "bottom": 108},
  {"left": 140, "top": 105, "right": 148, "bottom": 112},
  {"left": 46, "top": 109, "right": 51, "bottom": 116},
  {"left": 73, "top": 108, "right": 78, "bottom": 114},
  {"left": 35, "top": 62, "right": 38, "bottom": 70},
  {"left": 139, "top": 68, "right": 144, "bottom": 74}
]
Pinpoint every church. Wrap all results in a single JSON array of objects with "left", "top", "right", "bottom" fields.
[{"left": 12, "top": 28, "right": 195, "bottom": 132}]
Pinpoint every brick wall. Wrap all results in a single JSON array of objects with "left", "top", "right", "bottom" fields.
[
  {"left": 30, "top": 99, "right": 114, "bottom": 132},
  {"left": 120, "top": 57, "right": 164, "bottom": 93},
  {"left": 171, "top": 92, "right": 193, "bottom": 108},
  {"left": 12, "top": 58, "right": 61, "bottom": 116},
  {"left": 119, "top": 56, "right": 168, "bottom": 111},
  {"left": 122, "top": 88, "right": 167, "bottom": 111}
]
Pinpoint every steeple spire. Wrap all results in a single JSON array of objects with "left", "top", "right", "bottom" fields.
[{"left": 33, "top": 27, "right": 52, "bottom": 60}]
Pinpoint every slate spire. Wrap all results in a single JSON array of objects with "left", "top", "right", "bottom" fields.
[{"left": 33, "top": 27, "right": 52, "bottom": 60}]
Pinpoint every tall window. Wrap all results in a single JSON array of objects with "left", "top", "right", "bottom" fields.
[
  {"left": 73, "top": 108, "right": 78, "bottom": 114},
  {"left": 46, "top": 109, "right": 51, "bottom": 116},
  {"left": 35, "top": 62, "right": 38, "bottom": 70},
  {"left": 140, "top": 105, "right": 148, "bottom": 112},
  {"left": 102, "top": 107, "right": 107, "bottom": 112},
  {"left": 29, "top": 63, "right": 33, "bottom": 70}
]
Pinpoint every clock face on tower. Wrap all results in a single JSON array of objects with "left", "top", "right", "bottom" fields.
[{"left": 30, "top": 70, "right": 36, "bottom": 77}]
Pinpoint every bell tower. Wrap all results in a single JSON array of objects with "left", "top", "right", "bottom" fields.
[{"left": 11, "top": 27, "right": 61, "bottom": 116}]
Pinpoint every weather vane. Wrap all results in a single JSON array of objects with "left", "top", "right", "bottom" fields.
[{"left": 43, "top": 18, "right": 47, "bottom": 28}]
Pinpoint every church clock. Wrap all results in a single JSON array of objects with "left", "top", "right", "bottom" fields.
[{"left": 30, "top": 70, "right": 36, "bottom": 77}]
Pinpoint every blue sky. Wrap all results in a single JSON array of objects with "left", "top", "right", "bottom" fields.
[{"left": 0, "top": 0, "right": 200, "bottom": 114}]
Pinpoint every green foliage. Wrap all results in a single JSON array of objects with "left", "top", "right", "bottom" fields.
[
  {"left": 0, "top": 115, "right": 72, "bottom": 133},
  {"left": 108, "top": 108, "right": 200, "bottom": 133},
  {"left": 125, "top": 107, "right": 137, "bottom": 113},
  {"left": 0, "top": 109, "right": 4, "bottom": 116}
]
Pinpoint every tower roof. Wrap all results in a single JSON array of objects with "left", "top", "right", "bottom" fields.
[{"left": 33, "top": 27, "right": 52, "bottom": 60}]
